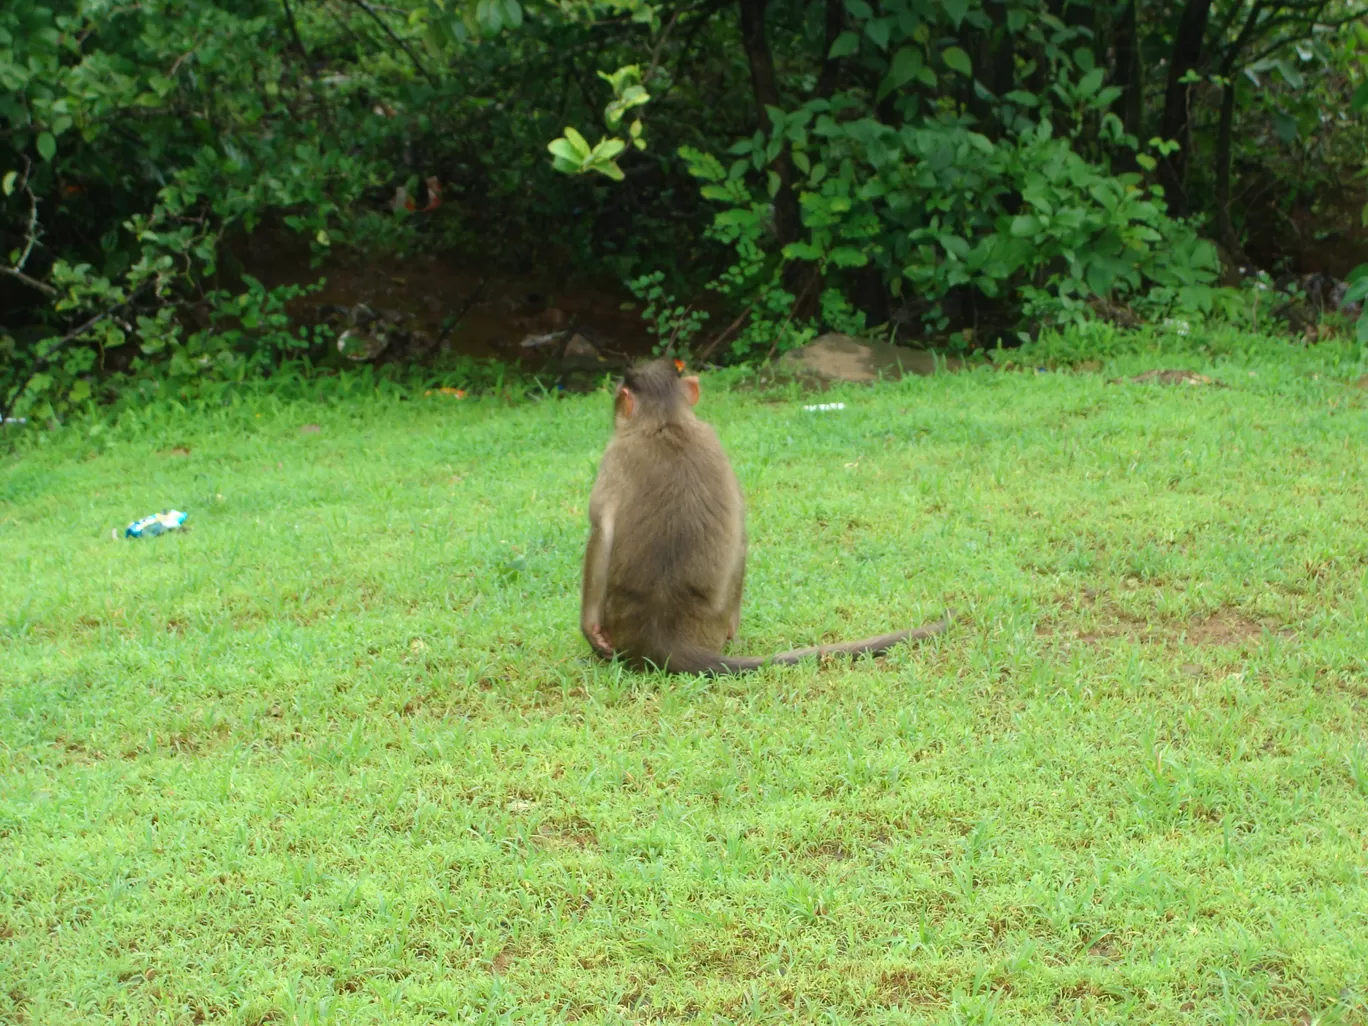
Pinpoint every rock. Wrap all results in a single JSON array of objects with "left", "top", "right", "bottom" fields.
[
  {"left": 777, "top": 333, "right": 960, "bottom": 382},
  {"left": 337, "top": 327, "right": 389, "bottom": 361},
  {"left": 558, "top": 333, "right": 606, "bottom": 373},
  {"left": 519, "top": 330, "right": 567, "bottom": 350},
  {"left": 563, "top": 333, "right": 599, "bottom": 360},
  {"left": 1087, "top": 297, "right": 1142, "bottom": 328}
]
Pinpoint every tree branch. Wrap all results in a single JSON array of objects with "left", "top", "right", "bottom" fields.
[
  {"left": 280, "top": 0, "right": 316, "bottom": 76},
  {"left": 0, "top": 266, "right": 58, "bottom": 297},
  {"left": 2, "top": 159, "right": 58, "bottom": 297},
  {"left": 1, "top": 285, "right": 150, "bottom": 422},
  {"left": 1234, "top": 7, "right": 1368, "bottom": 70},
  {"left": 342, "top": 0, "right": 438, "bottom": 87}
]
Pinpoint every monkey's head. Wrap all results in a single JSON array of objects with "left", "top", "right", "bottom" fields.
[{"left": 615, "top": 358, "right": 700, "bottom": 426}]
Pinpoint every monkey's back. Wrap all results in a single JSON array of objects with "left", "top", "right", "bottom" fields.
[{"left": 598, "top": 418, "right": 744, "bottom": 659}]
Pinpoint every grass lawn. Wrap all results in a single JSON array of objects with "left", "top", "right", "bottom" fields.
[{"left": 2, "top": 340, "right": 1367, "bottom": 1025}]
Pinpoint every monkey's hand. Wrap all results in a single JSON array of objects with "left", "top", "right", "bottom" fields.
[{"left": 584, "top": 624, "right": 615, "bottom": 659}]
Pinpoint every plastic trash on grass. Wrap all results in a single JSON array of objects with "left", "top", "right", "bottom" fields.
[
  {"left": 125, "top": 510, "right": 188, "bottom": 539},
  {"left": 802, "top": 402, "right": 846, "bottom": 412}
]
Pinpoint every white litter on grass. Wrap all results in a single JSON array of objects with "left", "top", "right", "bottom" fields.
[{"left": 803, "top": 402, "right": 846, "bottom": 412}]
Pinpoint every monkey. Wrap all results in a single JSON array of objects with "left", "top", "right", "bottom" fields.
[{"left": 579, "top": 357, "right": 952, "bottom": 675}]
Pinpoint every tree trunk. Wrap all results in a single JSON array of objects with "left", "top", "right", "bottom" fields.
[
  {"left": 1155, "top": 0, "right": 1214, "bottom": 217},
  {"left": 737, "top": 0, "right": 802, "bottom": 251},
  {"left": 965, "top": 0, "right": 1013, "bottom": 137},
  {"left": 1212, "top": 1, "right": 1265, "bottom": 264},
  {"left": 815, "top": 0, "right": 843, "bottom": 97},
  {"left": 1212, "top": 79, "right": 1246, "bottom": 263},
  {"left": 1109, "top": 0, "right": 1142, "bottom": 171}
]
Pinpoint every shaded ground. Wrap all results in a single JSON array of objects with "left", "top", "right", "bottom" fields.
[{"left": 234, "top": 228, "right": 660, "bottom": 371}]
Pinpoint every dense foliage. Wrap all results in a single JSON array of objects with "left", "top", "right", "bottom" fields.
[{"left": 2, "top": 0, "right": 1367, "bottom": 421}]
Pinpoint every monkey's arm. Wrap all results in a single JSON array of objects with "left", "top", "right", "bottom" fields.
[{"left": 580, "top": 510, "right": 615, "bottom": 658}]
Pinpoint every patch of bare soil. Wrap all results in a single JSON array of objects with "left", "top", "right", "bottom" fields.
[
  {"left": 1038, "top": 595, "right": 1290, "bottom": 651},
  {"left": 1182, "top": 611, "right": 1277, "bottom": 646},
  {"left": 232, "top": 228, "right": 658, "bottom": 372},
  {"left": 1111, "top": 369, "right": 1226, "bottom": 387},
  {"left": 533, "top": 818, "right": 599, "bottom": 850}
]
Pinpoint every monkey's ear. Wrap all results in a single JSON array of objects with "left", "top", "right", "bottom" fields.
[
  {"left": 615, "top": 385, "right": 636, "bottom": 419},
  {"left": 681, "top": 376, "right": 700, "bottom": 407}
]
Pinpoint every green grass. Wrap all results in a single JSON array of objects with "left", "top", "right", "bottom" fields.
[{"left": 3, "top": 341, "right": 1367, "bottom": 1025}]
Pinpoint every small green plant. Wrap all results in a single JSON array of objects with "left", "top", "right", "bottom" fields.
[
  {"left": 1349, "top": 744, "right": 1368, "bottom": 797},
  {"left": 626, "top": 270, "right": 710, "bottom": 353},
  {"left": 1345, "top": 264, "right": 1368, "bottom": 344}
]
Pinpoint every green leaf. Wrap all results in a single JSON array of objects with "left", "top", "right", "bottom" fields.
[
  {"left": 942, "top": 0, "right": 968, "bottom": 28},
  {"left": 501, "top": 0, "right": 523, "bottom": 29},
  {"left": 562, "top": 126, "right": 591, "bottom": 156},
  {"left": 1004, "top": 90, "right": 1038, "bottom": 106},
  {"left": 68, "top": 378, "right": 91, "bottom": 403},
  {"left": 548, "top": 139, "right": 585, "bottom": 166},
  {"left": 941, "top": 46, "right": 971, "bottom": 77},
  {"left": 939, "top": 233, "right": 969, "bottom": 259},
  {"left": 1077, "top": 67, "right": 1105, "bottom": 98},
  {"left": 1010, "top": 214, "right": 1040, "bottom": 237},
  {"left": 844, "top": 0, "right": 873, "bottom": 19},
  {"left": 1273, "top": 111, "right": 1297, "bottom": 144},
  {"left": 877, "top": 46, "right": 924, "bottom": 101},
  {"left": 36, "top": 131, "right": 56, "bottom": 162},
  {"left": 1, "top": 171, "right": 16, "bottom": 196},
  {"left": 864, "top": 17, "right": 891, "bottom": 50},
  {"left": 1275, "top": 59, "right": 1304, "bottom": 89},
  {"left": 476, "top": 0, "right": 501, "bottom": 32},
  {"left": 829, "top": 246, "right": 868, "bottom": 267},
  {"left": 591, "top": 161, "right": 625, "bottom": 182},
  {"left": 828, "top": 30, "right": 859, "bottom": 58},
  {"left": 1352, "top": 81, "right": 1368, "bottom": 112},
  {"left": 783, "top": 241, "right": 824, "bottom": 261}
]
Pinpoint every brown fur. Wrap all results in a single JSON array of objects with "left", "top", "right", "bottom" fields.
[{"left": 580, "top": 358, "right": 952, "bottom": 675}]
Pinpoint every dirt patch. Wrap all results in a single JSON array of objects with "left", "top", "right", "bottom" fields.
[
  {"left": 1039, "top": 597, "right": 1290, "bottom": 651},
  {"left": 777, "top": 332, "right": 964, "bottom": 383},
  {"left": 1181, "top": 611, "right": 1274, "bottom": 646},
  {"left": 1111, "top": 369, "right": 1225, "bottom": 387},
  {"left": 236, "top": 230, "right": 657, "bottom": 370},
  {"left": 877, "top": 969, "right": 948, "bottom": 1009},
  {"left": 533, "top": 818, "right": 598, "bottom": 850}
]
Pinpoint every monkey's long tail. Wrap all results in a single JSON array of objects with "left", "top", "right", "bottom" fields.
[{"left": 661, "top": 611, "right": 956, "bottom": 676}]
